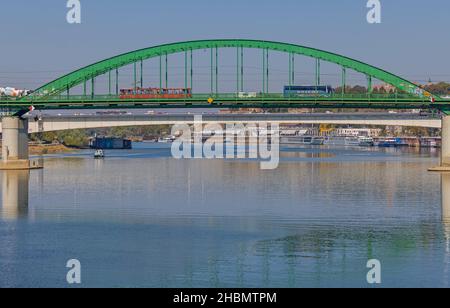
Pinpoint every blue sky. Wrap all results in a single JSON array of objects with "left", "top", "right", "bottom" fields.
[{"left": 1, "top": 0, "right": 449, "bottom": 91}]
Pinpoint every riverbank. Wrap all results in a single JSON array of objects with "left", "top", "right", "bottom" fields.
[
  {"left": 29, "top": 143, "right": 77, "bottom": 155},
  {"left": 0, "top": 142, "right": 76, "bottom": 156}
]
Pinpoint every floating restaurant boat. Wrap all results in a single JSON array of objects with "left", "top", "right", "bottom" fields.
[
  {"left": 323, "top": 136, "right": 374, "bottom": 147},
  {"left": 281, "top": 136, "right": 324, "bottom": 145},
  {"left": 345, "top": 137, "right": 360, "bottom": 146},
  {"left": 358, "top": 137, "right": 375, "bottom": 147},
  {"left": 377, "top": 138, "right": 400, "bottom": 148}
]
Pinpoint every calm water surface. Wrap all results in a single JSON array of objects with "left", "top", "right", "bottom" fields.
[{"left": 1, "top": 143, "right": 449, "bottom": 288}]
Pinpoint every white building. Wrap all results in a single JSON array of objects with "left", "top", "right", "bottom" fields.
[{"left": 334, "top": 128, "right": 382, "bottom": 137}]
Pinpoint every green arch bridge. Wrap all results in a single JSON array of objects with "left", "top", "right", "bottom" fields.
[{"left": 1, "top": 39, "right": 449, "bottom": 112}]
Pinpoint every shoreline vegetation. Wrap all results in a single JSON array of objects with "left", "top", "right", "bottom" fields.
[
  {"left": 29, "top": 143, "right": 76, "bottom": 155},
  {"left": 0, "top": 142, "right": 77, "bottom": 156},
  {"left": 27, "top": 126, "right": 170, "bottom": 153}
]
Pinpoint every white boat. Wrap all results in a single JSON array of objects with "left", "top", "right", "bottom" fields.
[
  {"left": 344, "top": 136, "right": 375, "bottom": 147},
  {"left": 94, "top": 149, "right": 105, "bottom": 159},
  {"left": 311, "top": 137, "right": 325, "bottom": 145},
  {"left": 281, "top": 136, "right": 324, "bottom": 145},
  {"left": 158, "top": 136, "right": 176, "bottom": 143},
  {"left": 358, "top": 137, "right": 375, "bottom": 147},
  {"left": 344, "top": 137, "right": 360, "bottom": 146}
]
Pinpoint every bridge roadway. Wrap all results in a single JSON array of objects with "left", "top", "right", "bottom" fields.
[
  {"left": 0, "top": 112, "right": 441, "bottom": 134},
  {"left": 2, "top": 95, "right": 450, "bottom": 111}
]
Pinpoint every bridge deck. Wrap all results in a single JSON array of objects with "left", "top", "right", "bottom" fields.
[
  {"left": 1, "top": 94, "right": 449, "bottom": 110},
  {"left": 0, "top": 112, "right": 440, "bottom": 134}
]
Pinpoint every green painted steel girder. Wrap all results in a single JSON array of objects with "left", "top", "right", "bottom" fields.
[
  {"left": 3, "top": 96, "right": 449, "bottom": 111},
  {"left": 25, "top": 39, "right": 438, "bottom": 101}
]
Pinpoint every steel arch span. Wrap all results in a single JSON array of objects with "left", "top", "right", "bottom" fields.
[{"left": 26, "top": 39, "right": 436, "bottom": 100}]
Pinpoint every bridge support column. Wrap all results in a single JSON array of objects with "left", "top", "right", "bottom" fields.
[
  {"left": 430, "top": 115, "right": 450, "bottom": 172},
  {"left": 0, "top": 117, "right": 42, "bottom": 170}
]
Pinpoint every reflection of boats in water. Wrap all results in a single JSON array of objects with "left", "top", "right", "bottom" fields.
[{"left": 281, "top": 136, "right": 324, "bottom": 145}]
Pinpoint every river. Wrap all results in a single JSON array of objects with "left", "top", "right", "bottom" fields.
[{"left": 0, "top": 143, "right": 449, "bottom": 287}]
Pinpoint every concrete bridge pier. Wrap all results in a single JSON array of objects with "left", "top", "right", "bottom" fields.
[
  {"left": 0, "top": 116, "right": 42, "bottom": 170},
  {"left": 430, "top": 115, "right": 450, "bottom": 172},
  {"left": 442, "top": 116, "right": 450, "bottom": 167}
]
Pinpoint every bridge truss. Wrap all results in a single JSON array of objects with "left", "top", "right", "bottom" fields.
[{"left": 1, "top": 39, "right": 449, "bottom": 112}]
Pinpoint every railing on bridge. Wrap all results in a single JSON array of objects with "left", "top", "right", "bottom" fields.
[
  {"left": 2, "top": 93, "right": 447, "bottom": 112},
  {"left": 1, "top": 92, "right": 437, "bottom": 103}
]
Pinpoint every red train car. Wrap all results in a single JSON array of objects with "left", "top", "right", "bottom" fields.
[{"left": 120, "top": 87, "right": 192, "bottom": 99}]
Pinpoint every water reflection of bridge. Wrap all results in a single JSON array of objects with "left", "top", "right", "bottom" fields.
[
  {"left": 442, "top": 174, "right": 450, "bottom": 253},
  {"left": 1, "top": 171, "right": 29, "bottom": 219},
  {"left": 1, "top": 168, "right": 450, "bottom": 287},
  {"left": 2, "top": 169, "right": 450, "bottom": 221},
  {"left": 2, "top": 169, "right": 450, "bottom": 235}
]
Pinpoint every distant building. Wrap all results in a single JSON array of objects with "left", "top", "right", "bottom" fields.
[
  {"left": 280, "top": 125, "right": 319, "bottom": 136},
  {"left": 334, "top": 128, "right": 382, "bottom": 137},
  {"left": 372, "top": 83, "right": 396, "bottom": 93}
]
